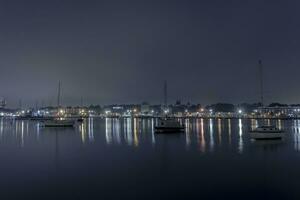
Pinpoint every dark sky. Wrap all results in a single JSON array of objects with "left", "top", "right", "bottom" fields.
[{"left": 1, "top": 0, "right": 300, "bottom": 107}]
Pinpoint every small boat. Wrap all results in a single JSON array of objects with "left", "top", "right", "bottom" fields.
[
  {"left": 42, "top": 118, "right": 75, "bottom": 128},
  {"left": 250, "top": 125, "right": 284, "bottom": 140},
  {"left": 155, "top": 118, "right": 185, "bottom": 133}
]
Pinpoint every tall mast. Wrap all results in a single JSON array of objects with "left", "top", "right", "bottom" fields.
[
  {"left": 164, "top": 80, "right": 167, "bottom": 108},
  {"left": 259, "top": 60, "right": 264, "bottom": 106},
  {"left": 57, "top": 81, "right": 61, "bottom": 108}
]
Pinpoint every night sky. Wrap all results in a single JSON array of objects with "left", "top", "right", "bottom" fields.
[{"left": 1, "top": 0, "right": 300, "bottom": 108}]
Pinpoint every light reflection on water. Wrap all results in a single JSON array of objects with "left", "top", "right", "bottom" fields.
[
  {"left": 294, "top": 120, "right": 300, "bottom": 151},
  {"left": 1, "top": 118, "right": 300, "bottom": 153},
  {"left": 185, "top": 118, "right": 191, "bottom": 147},
  {"left": 238, "top": 118, "right": 243, "bottom": 154},
  {"left": 209, "top": 118, "right": 214, "bottom": 152},
  {"left": 228, "top": 119, "right": 232, "bottom": 145},
  {"left": 0, "top": 118, "right": 3, "bottom": 137},
  {"left": 218, "top": 119, "right": 222, "bottom": 145}
]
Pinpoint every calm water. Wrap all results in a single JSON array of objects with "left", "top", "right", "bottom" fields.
[{"left": 1, "top": 118, "right": 300, "bottom": 199}]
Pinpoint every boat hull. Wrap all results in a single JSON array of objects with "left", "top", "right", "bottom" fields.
[
  {"left": 250, "top": 132, "right": 284, "bottom": 140},
  {"left": 43, "top": 120, "right": 75, "bottom": 128},
  {"left": 154, "top": 127, "right": 185, "bottom": 133}
]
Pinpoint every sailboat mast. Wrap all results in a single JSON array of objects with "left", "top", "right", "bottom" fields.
[
  {"left": 57, "top": 81, "right": 61, "bottom": 108},
  {"left": 259, "top": 60, "right": 264, "bottom": 106},
  {"left": 164, "top": 80, "right": 167, "bottom": 108}
]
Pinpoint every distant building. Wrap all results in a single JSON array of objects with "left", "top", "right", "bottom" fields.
[
  {"left": 0, "top": 98, "right": 6, "bottom": 108},
  {"left": 258, "top": 106, "right": 300, "bottom": 117},
  {"left": 141, "top": 102, "right": 150, "bottom": 115}
]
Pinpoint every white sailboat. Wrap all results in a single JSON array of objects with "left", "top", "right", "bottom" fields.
[
  {"left": 250, "top": 60, "right": 284, "bottom": 139},
  {"left": 43, "top": 82, "right": 75, "bottom": 128},
  {"left": 155, "top": 81, "right": 184, "bottom": 133},
  {"left": 250, "top": 125, "right": 283, "bottom": 140}
]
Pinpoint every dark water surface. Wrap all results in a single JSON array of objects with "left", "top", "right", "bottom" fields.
[{"left": 0, "top": 118, "right": 300, "bottom": 199}]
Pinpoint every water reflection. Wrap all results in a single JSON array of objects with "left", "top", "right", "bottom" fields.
[
  {"left": 2, "top": 118, "right": 300, "bottom": 154},
  {"left": 133, "top": 118, "right": 139, "bottom": 147},
  {"left": 105, "top": 118, "right": 112, "bottom": 144},
  {"left": 185, "top": 118, "right": 191, "bottom": 147},
  {"left": 250, "top": 119, "right": 258, "bottom": 130},
  {"left": 238, "top": 119, "right": 243, "bottom": 154},
  {"left": 218, "top": 119, "right": 222, "bottom": 145},
  {"left": 88, "top": 118, "right": 94, "bottom": 142},
  {"left": 0, "top": 118, "right": 3, "bottom": 137},
  {"left": 125, "top": 118, "right": 133, "bottom": 146},
  {"left": 209, "top": 119, "right": 214, "bottom": 152},
  {"left": 276, "top": 119, "right": 283, "bottom": 130},
  {"left": 294, "top": 120, "right": 300, "bottom": 151},
  {"left": 21, "top": 121, "right": 24, "bottom": 147},
  {"left": 198, "top": 118, "right": 205, "bottom": 152},
  {"left": 228, "top": 119, "right": 231, "bottom": 145},
  {"left": 151, "top": 118, "right": 155, "bottom": 145}
]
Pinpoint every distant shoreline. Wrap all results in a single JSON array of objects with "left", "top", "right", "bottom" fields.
[{"left": 2, "top": 116, "right": 299, "bottom": 120}]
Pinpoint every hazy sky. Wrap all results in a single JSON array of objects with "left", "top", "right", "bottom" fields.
[{"left": 1, "top": 0, "right": 300, "bottom": 107}]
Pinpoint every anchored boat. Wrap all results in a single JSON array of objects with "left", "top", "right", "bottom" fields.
[
  {"left": 155, "top": 118, "right": 185, "bottom": 133},
  {"left": 42, "top": 81, "right": 75, "bottom": 128},
  {"left": 250, "top": 125, "right": 284, "bottom": 140},
  {"left": 43, "top": 118, "right": 75, "bottom": 127}
]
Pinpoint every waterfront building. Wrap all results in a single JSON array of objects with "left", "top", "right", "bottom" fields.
[
  {"left": 258, "top": 106, "right": 300, "bottom": 118},
  {"left": 0, "top": 98, "right": 6, "bottom": 108},
  {"left": 141, "top": 102, "right": 150, "bottom": 115}
]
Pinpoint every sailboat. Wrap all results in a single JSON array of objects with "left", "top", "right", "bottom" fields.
[
  {"left": 250, "top": 60, "right": 284, "bottom": 139},
  {"left": 155, "top": 81, "right": 184, "bottom": 133},
  {"left": 43, "top": 82, "right": 75, "bottom": 128}
]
